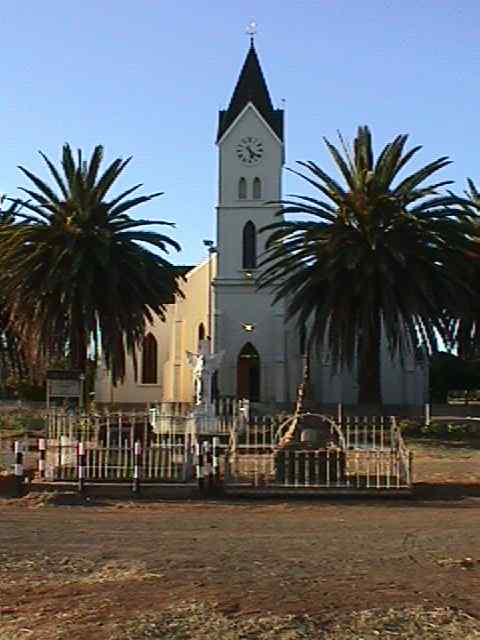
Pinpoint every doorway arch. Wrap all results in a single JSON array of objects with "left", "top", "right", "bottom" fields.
[{"left": 237, "top": 342, "right": 260, "bottom": 401}]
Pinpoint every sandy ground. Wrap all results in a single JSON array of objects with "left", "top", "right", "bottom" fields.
[
  {"left": 0, "top": 440, "right": 478, "bottom": 639},
  {"left": 0, "top": 495, "right": 479, "bottom": 639},
  {"left": 409, "top": 439, "right": 480, "bottom": 484}
]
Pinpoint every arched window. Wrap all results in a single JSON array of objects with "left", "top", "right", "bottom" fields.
[
  {"left": 238, "top": 177, "right": 247, "bottom": 200},
  {"left": 198, "top": 323, "right": 205, "bottom": 346},
  {"left": 253, "top": 177, "right": 262, "bottom": 200},
  {"left": 142, "top": 333, "right": 158, "bottom": 384},
  {"left": 242, "top": 221, "right": 257, "bottom": 269}
]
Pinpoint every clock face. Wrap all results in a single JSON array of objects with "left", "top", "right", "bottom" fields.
[{"left": 236, "top": 137, "right": 264, "bottom": 165}]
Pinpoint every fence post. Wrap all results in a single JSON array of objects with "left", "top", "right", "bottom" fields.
[
  {"left": 425, "top": 403, "right": 431, "bottom": 427},
  {"left": 38, "top": 438, "right": 46, "bottom": 480},
  {"left": 14, "top": 441, "right": 24, "bottom": 497},
  {"left": 212, "top": 436, "right": 221, "bottom": 492},
  {"left": 60, "top": 435, "right": 69, "bottom": 472},
  {"left": 337, "top": 402, "right": 343, "bottom": 426},
  {"left": 77, "top": 441, "right": 86, "bottom": 494},
  {"left": 132, "top": 441, "right": 142, "bottom": 495},
  {"left": 196, "top": 441, "right": 205, "bottom": 493},
  {"left": 204, "top": 440, "right": 214, "bottom": 492}
]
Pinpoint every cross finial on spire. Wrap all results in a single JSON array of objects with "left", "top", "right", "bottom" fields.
[{"left": 246, "top": 20, "right": 257, "bottom": 46}]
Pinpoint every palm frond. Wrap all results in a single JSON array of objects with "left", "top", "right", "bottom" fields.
[
  {"left": 0, "top": 144, "right": 183, "bottom": 384},
  {"left": 257, "top": 125, "right": 470, "bottom": 404}
]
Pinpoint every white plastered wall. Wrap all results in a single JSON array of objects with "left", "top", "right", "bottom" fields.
[{"left": 214, "top": 102, "right": 288, "bottom": 403}]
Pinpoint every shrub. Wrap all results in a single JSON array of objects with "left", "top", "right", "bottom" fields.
[
  {"left": 399, "top": 420, "right": 423, "bottom": 437},
  {"left": 421, "top": 421, "right": 479, "bottom": 439}
]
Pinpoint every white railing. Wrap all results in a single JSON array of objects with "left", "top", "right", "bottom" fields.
[
  {"left": 224, "top": 414, "right": 412, "bottom": 490},
  {"left": 0, "top": 437, "right": 37, "bottom": 473},
  {"left": 341, "top": 415, "right": 397, "bottom": 450},
  {"left": 41, "top": 410, "right": 412, "bottom": 489},
  {"left": 46, "top": 435, "right": 194, "bottom": 482}
]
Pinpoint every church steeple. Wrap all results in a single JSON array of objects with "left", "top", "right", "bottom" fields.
[{"left": 217, "top": 41, "right": 284, "bottom": 142}]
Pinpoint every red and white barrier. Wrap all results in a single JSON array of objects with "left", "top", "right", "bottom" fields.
[
  {"left": 132, "top": 441, "right": 142, "bottom": 494},
  {"left": 37, "top": 438, "right": 46, "bottom": 480},
  {"left": 77, "top": 441, "right": 86, "bottom": 493},
  {"left": 14, "top": 441, "right": 24, "bottom": 496}
]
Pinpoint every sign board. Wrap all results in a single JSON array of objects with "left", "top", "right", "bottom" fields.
[
  {"left": 46, "top": 370, "right": 83, "bottom": 408},
  {"left": 47, "top": 379, "right": 81, "bottom": 398},
  {"left": 47, "top": 370, "right": 82, "bottom": 382}
]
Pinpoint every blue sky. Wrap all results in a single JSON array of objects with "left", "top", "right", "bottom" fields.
[{"left": 2, "top": 1, "right": 479, "bottom": 265}]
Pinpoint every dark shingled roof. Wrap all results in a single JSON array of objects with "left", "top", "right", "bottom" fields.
[{"left": 217, "top": 41, "right": 284, "bottom": 142}]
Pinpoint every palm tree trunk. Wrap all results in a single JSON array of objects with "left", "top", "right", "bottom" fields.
[
  {"left": 70, "top": 322, "right": 88, "bottom": 373},
  {"left": 358, "top": 316, "right": 382, "bottom": 405}
]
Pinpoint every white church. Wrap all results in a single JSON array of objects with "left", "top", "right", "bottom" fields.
[{"left": 95, "top": 39, "right": 427, "bottom": 409}]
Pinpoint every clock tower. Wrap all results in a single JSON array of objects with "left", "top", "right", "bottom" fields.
[{"left": 214, "top": 39, "right": 288, "bottom": 403}]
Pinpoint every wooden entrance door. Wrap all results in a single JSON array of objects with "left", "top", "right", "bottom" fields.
[{"left": 237, "top": 342, "right": 260, "bottom": 401}]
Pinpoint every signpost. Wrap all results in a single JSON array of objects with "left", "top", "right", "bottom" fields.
[{"left": 46, "top": 370, "right": 84, "bottom": 409}]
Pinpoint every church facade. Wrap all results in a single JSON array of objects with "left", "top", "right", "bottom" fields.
[{"left": 95, "top": 41, "right": 427, "bottom": 408}]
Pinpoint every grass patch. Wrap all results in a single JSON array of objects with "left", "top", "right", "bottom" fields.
[
  {"left": 0, "top": 411, "right": 45, "bottom": 439},
  {"left": 400, "top": 419, "right": 480, "bottom": 442}
]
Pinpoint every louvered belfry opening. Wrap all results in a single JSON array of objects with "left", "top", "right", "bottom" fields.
[
  {"left": 238, "top": 177, "right": 247, "bottom": 199},
  {"left": 253, "top": 177, "right": 262, "bottom": 200}
]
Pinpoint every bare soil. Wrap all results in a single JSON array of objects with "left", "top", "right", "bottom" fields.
[
  {"left": 0, "top": 441, "right": 478, "bottom": 639},
  {"left": 0, "top": 495, "right": 479, "bottom": 639},
  {"left": 409, "top": 438, "right": 480, "bottom": 484}
]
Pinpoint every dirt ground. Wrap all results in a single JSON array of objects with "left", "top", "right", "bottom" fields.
[
  {"left": 410, "top": 439, "right": 480, "bottom": 485},
  {"left": 0, "top": 495, "right": 479, "bottom": 639},
  {"left": 0, "top": 441, "right": 479, "bottom": 639}
]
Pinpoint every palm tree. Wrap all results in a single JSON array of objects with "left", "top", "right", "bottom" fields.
[
  {"left": 0, "top": 145, "right": 183, "bottom": 384},
  {"left": 0, "top": 197, "right": 27, "bottom": 387},
  {"left": 451, "top": 178, "right": 480, "bottom": 361},
  {"left": 258, "top": 126, "right": 474, "bottom": 405}
]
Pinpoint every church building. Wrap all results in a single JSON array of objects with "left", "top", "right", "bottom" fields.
[{"left": 95, "top": 40, "right": 427, "bottom": 409}]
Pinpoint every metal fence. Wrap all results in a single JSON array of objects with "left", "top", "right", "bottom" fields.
[
  {"left": 47, "top": 435, "right": 195, "bottom": 482},
  {"left": 0, "top": 438, "right": 38, "bottom": 473},
  {"left": 224, "top": 414, "right": 411, "bottom": 490},
  {"left": 36, "top": 409, "right": 413, "bottom": 490}
]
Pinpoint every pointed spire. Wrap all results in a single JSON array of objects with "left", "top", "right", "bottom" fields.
[
  {"left": 246, "top": 20, "right": 257, "bottom": 48},
  {"left": 217, "top": 41, "right": 284, "bottom": 142}
]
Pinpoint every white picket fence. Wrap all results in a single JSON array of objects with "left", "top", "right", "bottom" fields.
[
  {"left": 224, "top": 414, "right": 411, "bottom": 489},
  {"left": 47, "top": 433, "right": 195, "bottom": 482},
  {"left": 0, "top": 438, "right": 37, "bottom": 473},
  {"left": 37, "top": 410, "right": 412, "bottom": 489}
]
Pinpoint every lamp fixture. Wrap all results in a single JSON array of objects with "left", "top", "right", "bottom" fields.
[{"left": 242, "top": 323, "right": 255, "bottom": 332}]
